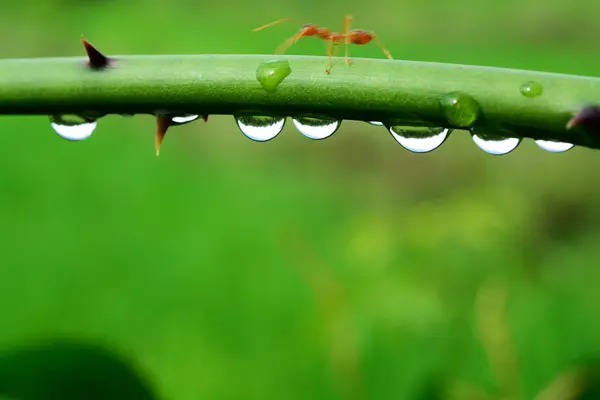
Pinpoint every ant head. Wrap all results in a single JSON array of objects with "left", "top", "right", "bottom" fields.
[{"left": 301, "top": 23, "right": 318, "bottom": 35}]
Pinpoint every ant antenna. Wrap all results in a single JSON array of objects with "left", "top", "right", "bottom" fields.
[
  {"left": 275, "top": 30, "right": 310, "bottom": 54},
  {"left": 252, "top": 18, "right": 294, "bottom": 32}
]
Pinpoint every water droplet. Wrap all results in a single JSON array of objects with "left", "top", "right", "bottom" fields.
[
  {"left": 235, "top": 115, "right": 285, "bottom": 141},
  {"left": 292, "top": 116, "right": 341, "bottom": 140},
  {"left": 520, "top": 81, "right": 543, "bottom": 98},
  {"left": 50, "top": 114, "right": 97, "bottom": 141},
  {"left": 472, "top": 134, "right": 520, "bottom": 155},
  {"left": 388, "top": 126, "right": 451, "bottom": 153},
  {"left": 80, "top": 110, "right": 106, "bottom": 119},
  {"left": 535, "top": 140, "right": 574, "bottom": 152},
  {"left": 171, "top": 114, "right": 200, "bottom": 125},
  {"left": 368, "top": 121, "right": 384, "bottom": 126},
  {"left": 439, "top": 91, "right": 480, "bottom": 128},
  {"left": 256, "top": 60, "right": 292, "bottom": 93}
]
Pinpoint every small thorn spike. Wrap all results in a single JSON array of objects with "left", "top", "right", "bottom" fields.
[
  {"left": 203, "top": 115, "right": 209, "bottom": 122},
  {"left": 81, "top": 35, "right": 111, "bottom": 69},
  {"left": 155, "top": 115, "right": 172, "bottom": 156},
  {"left": 567, "top": 105, "right": 600, "bottom": 130}
]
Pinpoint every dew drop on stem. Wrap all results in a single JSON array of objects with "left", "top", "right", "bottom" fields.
[
  {"left": 387, "top": 125, "right": 451, "bottom": 153},
  {"left": 171, "top": 114, "right": 200, "bottom": 125},
  {"left": 256, "top": 60, "right": 292, "bottom": 93},
  {"left": 520, "top": 81, "right": 543, "bottom": 98},
  {"left": 235, "top": 115, "right": 286, "bottom": 141},
  {"left": 535, "top": 140, "right": 574, "bottom": 152},
  {"left": 50, "top": 114, "right": 97, "bottom": 141},
  {"left": 292, "top": 116, "right": 341, "bottom": 140},
  {"left": 438, "top": 91, "right": 480, "bottom": 128},
  {"left": 471, "top": 132, "right": 521, "bottom": 155}
]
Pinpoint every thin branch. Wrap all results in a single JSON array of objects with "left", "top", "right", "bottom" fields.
[{"left": 0, "top": 54, "right": 599, "bottom": 148}]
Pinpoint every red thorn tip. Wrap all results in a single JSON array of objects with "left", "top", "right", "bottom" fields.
[
  {"left": 81, "top": 36, "right": 110, "bottom": 69},
  {"left": 566, "top": 117, "right": 578, "bottom": 129},
  {"left": 203, "top": 115, "right": 209, "bottom": 122},
  {"left": 567, "top": 105, "right": 600, "bottom": 129}
]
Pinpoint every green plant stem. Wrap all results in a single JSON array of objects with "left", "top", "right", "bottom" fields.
[{"left": 1, "top": 54, "right": 599, "bottom": 148}]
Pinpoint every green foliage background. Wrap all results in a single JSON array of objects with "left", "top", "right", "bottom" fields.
[{"left": 2, "top": 0, "right": 600, "bottom": 398}]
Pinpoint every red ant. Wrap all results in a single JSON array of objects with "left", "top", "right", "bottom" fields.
[{"left": 253, "top": 15, "right": 392, "bottom": 74}]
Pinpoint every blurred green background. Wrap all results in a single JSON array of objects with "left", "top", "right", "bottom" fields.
[{"left": 2, "top": 0, "right": 600, "bottom": 399}]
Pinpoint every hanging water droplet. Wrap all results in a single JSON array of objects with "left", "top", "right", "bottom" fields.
[
  {"left": 292, "top": 116, "right": 341, "bottom": 140},
  {"left": 520, "top": 81, "right": 543, "bottom": 98},
  {"left": 171, "top": 114, "right": 200, "bottom": 125},
  {"left": 368, "top": 121, "right": 384, "bottom": 126},
  {"left": 388, "top": 126, "right": 451, "bottom": 153},
  {"left": 438, "top": 91, "right": 480, "bottom": 128},
  {"left": 50, "top": 114, "right": 97, "bottom": 141},
  {"left": 472, "top": 134, "right": 521, "bottom": 155},
  {"left": 80, "top": 110, "right": 106, "bottom": 119},
  {"left": 256, "top": 60, "right": 292, "bottom": 93},
  {"left": 535, "top": 140, "right": 574, "bottom": 152},
  {"left": 235, "top": 115, "right": 285, "bottom": 141}
]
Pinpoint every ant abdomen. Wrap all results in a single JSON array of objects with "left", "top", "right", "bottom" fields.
[{"left": 349, "top": 30, "right": 373, "bottom": 45}]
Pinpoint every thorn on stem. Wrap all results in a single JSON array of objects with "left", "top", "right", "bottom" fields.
[
  {"left": 81, "top": 35, "right": 111, "bottom": 70},
  {"left": 155, "top": 115, "right": 172, "bottom": 156},
  {"left": 567, "top": 105, "right": 600, "bottom": 130}
]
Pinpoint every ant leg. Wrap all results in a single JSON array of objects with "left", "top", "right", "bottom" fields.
[
  {"left": 333, "top": 40, "right": 341, "bottom": 58},
  {"left": 252, "top": 18, "right": 305, "bottom": 54},
  {"left": 343, "top": 15, "right": 353, "bottom": 65},
  {"left": 372, "top": 33, "right": 393, "bottom": 59},
  {"left": 331, "top": 40, "right": 342, "bottom": 72},
  {"left": 325, "top": 37, "right": 335, "bottom": 74}
]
